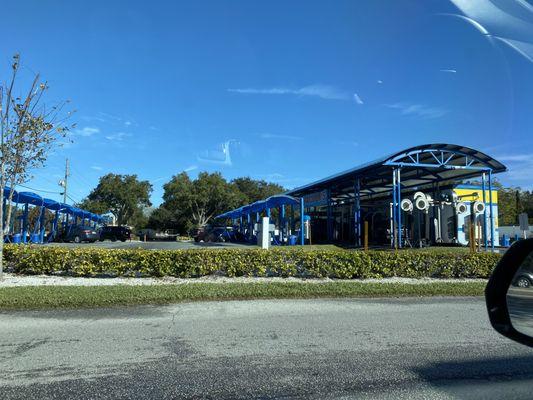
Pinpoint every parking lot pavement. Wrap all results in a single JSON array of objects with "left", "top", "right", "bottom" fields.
[{"left": 44, "top": 240, "right": 254, "bottom": 250}]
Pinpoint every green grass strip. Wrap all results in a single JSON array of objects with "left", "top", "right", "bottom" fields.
[{"left": 0, "top": 281, "right": 486, "bottom": 310}]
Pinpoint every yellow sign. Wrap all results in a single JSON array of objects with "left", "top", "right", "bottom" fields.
[{"left": 453, "top": 188, "right": 498, "bottom": 204}]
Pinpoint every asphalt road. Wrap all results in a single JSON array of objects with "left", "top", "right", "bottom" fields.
[{"left": 2, "top": 298, "right": 533, "bottom": 399}]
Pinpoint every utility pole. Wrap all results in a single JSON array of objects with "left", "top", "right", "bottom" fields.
[{"left": 62, "top": 158, "right": 69, "bottom": 204}]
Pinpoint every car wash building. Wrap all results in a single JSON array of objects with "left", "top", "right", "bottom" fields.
[
  {"left": 284, "top": 144, "right": 505, "bottom": 249},
  {"left": 217, "top": 144, "right": 506, "bottom": 249}
]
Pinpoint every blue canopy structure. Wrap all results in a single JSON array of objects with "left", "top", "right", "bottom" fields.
[
  {"left": 215, "top": 195, "right": 300, "bottom": 220},
  {"left": 215, "top": 194, "right": 304, "bottom": 246},
  {"left": 249, "top": 200, "right": 266, "bottom": 213},
  {"left": 17, "top": 191, "right": 44, "bottom": 206},
  {"left": 265, "top": 195, "right": 299, "bottom": 209},
  {"left": 43, "top": 198, "right": 62, "bottom": 211},
  {"left": 2, "top": 187, "right": 104, "bottom": 244}
]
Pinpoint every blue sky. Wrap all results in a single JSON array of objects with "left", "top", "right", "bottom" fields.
[{"left": 3, "top": 0, "right": 533, "bottom": 205}]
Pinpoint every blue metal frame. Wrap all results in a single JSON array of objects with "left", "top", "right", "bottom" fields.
[
  {"left": 326, "top": 188, "right": 333, "bottom": 241},
  {"left": 22, "top": 203, "right": 29, "bottom": 243},
  {"left": 354, "top": 178, "right": 361, "bottom": 247},
  {"left": 489, "top": 170, "right": 495, "bottom": 250},
  {"left": 481, "top": 173, "right": 488, "bottom": 249},
  {"left": 385, "top": 149, "right": 492, "bottom": 171},
  {"left": 300, "top": 197, "right": 305, "bottom": 245},
  {"left": 392, "top": 169, "right": 397, "bottom": 248},
  {"left": 2, "top": 188, "right": 103, "bottom": 244},
  {"left": 280, "top": 205, "right": 285, "bottom": 243},
  {"left": 396, "top": 168, "right": 402, "bottom": 248}
]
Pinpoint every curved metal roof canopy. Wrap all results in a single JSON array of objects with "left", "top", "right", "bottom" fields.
[
  {"left": 3, "top": 187, "right": 103, "bottom": 222},
  {"left": 216, "top": 195, "right": 300, "bottom": 220},
  {"left": 286, "top": 143, "right": 506, "bottom": 201}
]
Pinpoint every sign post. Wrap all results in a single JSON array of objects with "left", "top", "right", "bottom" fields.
[{"left": 519, "top": 213, "right": 529, "bottom": 240}]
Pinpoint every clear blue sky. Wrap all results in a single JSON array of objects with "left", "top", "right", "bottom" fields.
[{"left": 3, "top": 0, "right": 533, "bottom": 205}]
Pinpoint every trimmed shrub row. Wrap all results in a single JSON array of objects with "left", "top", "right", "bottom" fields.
[{"left": 1, "top": 245, "right": 501, "bottom": 279}]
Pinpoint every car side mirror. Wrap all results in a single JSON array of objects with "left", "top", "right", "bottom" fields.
[{"left": 486, "top": 238, "right": 533, "bottom": 347}]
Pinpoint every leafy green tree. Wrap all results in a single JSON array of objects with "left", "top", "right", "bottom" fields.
[
  {"left": 520, "top": 190, "right": 533, "bottom": 223},
  {"left": 0, "top": 54, "right": 73, "bottom": 278},
  {"left": 498, "top": 186, "right": 520, "bottom": 225},
  {"left": 147, "top": 206, "right": 175, "bottom": 230},
  {"left": 79, "top": 174, "right": 152, "bottom": 226},
  {"left": 148, "top": 174, "right": 286, "bottom": 232},
  {"left": 231, "top": 177, "right": 284, "bottom": 204},
  {"left": 161, "top": 172, "right": 239, "bottom": 230}
]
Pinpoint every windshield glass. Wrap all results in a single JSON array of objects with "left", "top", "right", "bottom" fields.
[{"left": 2, "top": 1, "right": 533, "bottom": 399}]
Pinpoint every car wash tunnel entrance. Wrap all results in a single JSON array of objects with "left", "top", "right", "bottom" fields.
[
  {"left": 2, "top": 187, "right": 104, "bottom": 244},
  {"left": 216, "top": 144, "right": 506, "bottom": 249}
]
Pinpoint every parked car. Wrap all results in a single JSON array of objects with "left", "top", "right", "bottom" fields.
[
  {"left": 61, "top": 225, "right": 98, "bottom": 243},
  {"left": 99, "top": 225, "right": 131, "bottom": 242},
  {"left": 208, "top": 227, "right": 231, "bottom": 242},
  {"left": 137, "top": 229, "right": 179, "bottom": 241},
  {"left": 512, "top": 268, "right": 533, "bottom": 288},
  {"left": 137, "top": 228, "right": 157, "bottom": 241},
  {"left": 193, "top": 226, "right": 232, "bottom": 242}
]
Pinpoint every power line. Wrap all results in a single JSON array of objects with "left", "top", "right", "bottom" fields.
[
  {"left": 29, "top": 172, "right": 58, "bottom": 186},
  {"left": 16, "top": 184, "right": 63, "bottom": 195},
  {"left": 69, "top": 164, "right": 94, "bottom": 188},
  {"left": 66, "top": 193, "right": 80, "bottom": 204}
]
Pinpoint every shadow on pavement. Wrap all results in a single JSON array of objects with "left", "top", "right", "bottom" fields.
[{"left": 412, "top": 354, "right": 533, "bottom": 398}]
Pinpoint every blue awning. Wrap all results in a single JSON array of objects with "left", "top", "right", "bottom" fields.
[
  {"left": 17, "top": 191, "right": 44, "bottom": 206},
  {"left": 3, "top": 187, "right": 17, "bottom": 199},
  {"left": 265, "top": 195, "right": 299, "bottom": 208},
  {"left": 2, "top": 187, "right": 104, "bottom": 224},
  {"left": 250, "top": 200, "right": 266, "bottom": 213},
  {"left": 43, "top": 198, "right": 62, "bottom": 211},
  {"left": 215, "top": 195, "right": 300, "bottom": 220}
]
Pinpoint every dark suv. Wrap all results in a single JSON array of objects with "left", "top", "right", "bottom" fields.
[{"left": 98, "top": 226, "right": 131, "bottom": 242}]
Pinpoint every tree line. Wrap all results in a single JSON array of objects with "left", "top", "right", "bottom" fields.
[
  {"left": 497, "top": 185, "right": 533, "bottom": 225},
  {"left": 78, "top": 172, "right": 285, "bottom": 233}
]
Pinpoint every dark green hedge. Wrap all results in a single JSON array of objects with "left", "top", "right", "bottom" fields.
[{"left": 2, "top": 245, "right": 501, "bottom": 279}]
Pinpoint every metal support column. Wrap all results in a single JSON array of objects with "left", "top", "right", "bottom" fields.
[
  {"left": 354, "top": 178, "right": 361, "bottom": 247},
  {"left": 22, "top": 203, "right": 29, "bottom": 243},
  {"left": 391, "top": 169, "right": 397, "bottom": 248},
  {"left": 39, "top": 206, "right": 46, "bottom": 243},
  {"left": 290, "top": 206, "right": 295, "bottom": 233},
  {"left": 397, "top": 168, "right": 402, "bottom": 248},
  {"left": 51, "top": 210, "right": 59, "bottom": 242},
  {"left": 326, "top": 188, "right": 333, "bottom": 241},
  {"left": 280, "top": 205, "right": 285, "bottom": 243},
  {"left": 481, "top": 172, "right": 488, "bottom": 249},
  {"left": 300, "top": 197, "right": 305, "bottom": 245},
  {"left": 488, "top": 170, "right": 495, "bottom": 250}
]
